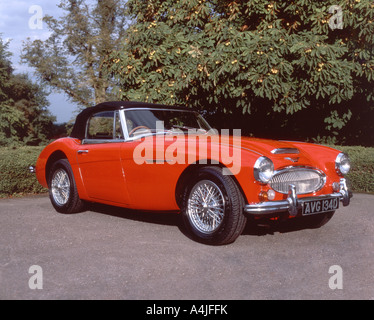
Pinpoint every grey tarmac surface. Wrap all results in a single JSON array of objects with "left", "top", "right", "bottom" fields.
[{"left": 0, "top": 193, "right": 373, "bottom": 300}]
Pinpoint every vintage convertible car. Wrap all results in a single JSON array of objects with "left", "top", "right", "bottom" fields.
[{"left": 32, "top": 101, "right": 352, "bottom": 245}]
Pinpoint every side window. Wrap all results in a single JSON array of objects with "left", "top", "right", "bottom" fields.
[{"left": 86, "top": 111, "right": 124, "bottom": 141}]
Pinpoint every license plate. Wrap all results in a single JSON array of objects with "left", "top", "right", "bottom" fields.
[{"left": 302, "top": 197, "right": 339, "bottom": 215}]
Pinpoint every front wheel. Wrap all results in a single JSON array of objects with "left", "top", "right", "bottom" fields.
[
  {"left": 48, "top": 159, "right": 85, "bottom": 214},
  {"left": 181, "top": 167, "right": 247, "bottom": 245}
]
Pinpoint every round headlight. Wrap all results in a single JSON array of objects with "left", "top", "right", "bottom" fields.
[
  {"left": 336, "top": 153, "right": 351, "bottom": 176},
  {"left": 254, "top": 156, "right": 274, "bottom": 184}
]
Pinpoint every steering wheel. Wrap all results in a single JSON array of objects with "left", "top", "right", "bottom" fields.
[{"left": 129, "top": 126, "right": 151, "bottom": 136}]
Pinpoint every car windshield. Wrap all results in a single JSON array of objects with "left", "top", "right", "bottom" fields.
[{"left": 124, "top": 109, "right": 212, "bottom": 138}]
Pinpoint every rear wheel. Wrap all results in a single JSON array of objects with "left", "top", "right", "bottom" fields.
[
  {"left": 48, "top": 159, "right": 85, "bottom": 214},
  {"left": 181, "top": 167, "right": 247, "bottom": 245}
]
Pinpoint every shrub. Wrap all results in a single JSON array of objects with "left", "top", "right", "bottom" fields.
[
  {"left": 0, "top": 146, "right": 47, "bottom": 197},
  {"left": 338, "top": 146, "right": 374, "bottom": 194}
]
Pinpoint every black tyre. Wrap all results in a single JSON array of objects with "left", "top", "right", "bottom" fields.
[
  {"left": 48, "top": 159, "right": 85, "bottom": 214},
  {"left": 181, "top": 166, "right": 247, "bottom": 245}
]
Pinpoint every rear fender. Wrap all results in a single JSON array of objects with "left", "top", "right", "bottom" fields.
[{"left": 36, "top": 138, "right": 89, "bottom": 200}]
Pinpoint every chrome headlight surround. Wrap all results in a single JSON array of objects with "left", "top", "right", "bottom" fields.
[
  {"left": 335, "top": 153, "right": 351, "bottom": 176},
  {"left": 254, "top": 156, "right": 274, "bottom": 184}
]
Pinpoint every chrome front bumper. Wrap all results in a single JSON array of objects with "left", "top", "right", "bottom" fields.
[{"left": 244, "top": 179, "right": 352, "bottom": 217}]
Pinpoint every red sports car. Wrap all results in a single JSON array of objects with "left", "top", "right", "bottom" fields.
[{"left": 32, "top": 101, "right": 352, "bottom": 245}]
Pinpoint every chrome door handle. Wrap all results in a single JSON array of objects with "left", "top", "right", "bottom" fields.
[{"left": 78, "top": 150, "right": 89, "bottom": 154}]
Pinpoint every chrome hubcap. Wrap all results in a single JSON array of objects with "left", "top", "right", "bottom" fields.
[
  {"left": 51, "top": 169, "right": 70, "bottom": 206},
  {"left": 187, "top": 180, "right": 225, "bottom": 234}
]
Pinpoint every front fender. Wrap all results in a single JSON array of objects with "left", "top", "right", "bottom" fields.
[{"left": 35, "top": 138, "right": 87, "bottom": 199}]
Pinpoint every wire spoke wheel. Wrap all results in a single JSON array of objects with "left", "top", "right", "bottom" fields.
[
  {"left": 51, "top": 168, "right": 71, "bottom": 206},
  {"left": 187, "top": 180, "right": 226, "bottom": 235},
  {"left": 48, "top": 159, "right": 85, "bottom": 214}
]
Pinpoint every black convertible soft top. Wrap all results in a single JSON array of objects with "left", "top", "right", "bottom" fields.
[{"left": 70, "top": 101, "right": 190, "bottom": 140}]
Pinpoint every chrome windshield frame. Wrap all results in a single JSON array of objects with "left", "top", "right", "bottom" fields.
[{"left": 120, "top": 108, "right": 212, "bottom": 142}]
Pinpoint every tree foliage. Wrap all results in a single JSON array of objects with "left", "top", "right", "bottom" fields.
[
  {"left": 0, "top": 37, "right": 55, "bottom": 146},
  {"left": 22, "top": 0, "right": 128, "bottom": 107},
  {"left": 0, "top": 38, "right": 13, "bottom": 102},
  {"left": 109, "top": 0, "right": 374, "bottom": 146}
]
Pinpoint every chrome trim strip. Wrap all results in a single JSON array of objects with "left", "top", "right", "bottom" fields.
[
  {"left": 82, "top": 139, "right": 125, "bottom": 145},
  {"left": 244, "top": 179, "right": 351, "bottom": 216},
  {"left": 123, "top": 107, "right": 193, "bottom": 113},
  {"left": 271, "top": 148, "right": 300, "bottom": 154},
  {"left": 119, "top": 109, "right": 130, "bottom": 140},
  {"left": 273, "top": 165, "right": 324, "bottom": 174}
]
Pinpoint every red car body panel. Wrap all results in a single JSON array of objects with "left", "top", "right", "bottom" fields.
[{"left": 36, "top": 135, "right": 343, "bottom": 211}]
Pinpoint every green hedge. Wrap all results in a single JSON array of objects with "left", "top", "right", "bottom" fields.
[
  {"left": 0, "top": 145, "right": 373, "bottom": 198},
  {"left": 337, "top": 146, "right": 374, "bottom": 194},
  {"left": 0, "top": 146, "right": 47, "bottom": 197}
]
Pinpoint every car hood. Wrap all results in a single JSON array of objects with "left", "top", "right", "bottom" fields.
[
  {"left": 234, "top": 137, "right": 298, "bottom": 156},
  {"left": 221, "top": 136, "right": 339, "bottom": 169}
]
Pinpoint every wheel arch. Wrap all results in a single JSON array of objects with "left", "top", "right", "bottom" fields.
[
  {"left": 45, "top": 150, "right": 68, "bottom": 186},
  {"left": 175, "top": 161, "right": 249, "bottom": 208}
]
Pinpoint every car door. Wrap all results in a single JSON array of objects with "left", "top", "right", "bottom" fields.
[
  {"left": 119, "top": 108, "right": 191, "bottom": 211},
  {"left": 120, "top": 135, "right": 184, "bottom": 211},
  {"left": 76, "top": 110, "right": 130, "bottom": 204}
]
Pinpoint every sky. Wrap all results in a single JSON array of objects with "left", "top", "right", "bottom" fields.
[{"left": 0, "top": 0, "right": 79, "bottom": 123}]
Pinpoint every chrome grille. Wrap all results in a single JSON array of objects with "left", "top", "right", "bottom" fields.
[{"left": 270, "top": 168, "right": 325, "bottom": 194}]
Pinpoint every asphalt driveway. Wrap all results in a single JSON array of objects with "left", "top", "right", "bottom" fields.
[{"left": 0, "top": 193, "right": 373, "bottom": 300}]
